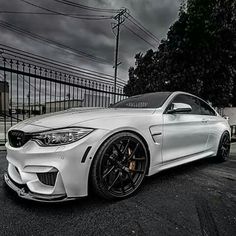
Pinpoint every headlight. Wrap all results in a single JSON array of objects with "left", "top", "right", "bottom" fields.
[{"left": 32, "top": 127, "right": 94, "bottom": 146}]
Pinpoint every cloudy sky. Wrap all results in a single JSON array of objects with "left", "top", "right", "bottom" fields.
[{"left": 0, "top": 0, "right": 181, "bottom": 82}]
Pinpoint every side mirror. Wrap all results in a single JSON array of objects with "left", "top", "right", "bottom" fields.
[
  {"left": 223, "top": 115, "right": 229, "bottom": 121},
  {"left": 167, "top": 103, "right": 192, "bottom": 114}
]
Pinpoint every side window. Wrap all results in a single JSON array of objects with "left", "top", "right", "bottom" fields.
[
  {"left": 199, "top": 100, "right": 216, "bottom": 116},
  {"left": 170, "top": 94, "right": 201, "bottom": 115}
]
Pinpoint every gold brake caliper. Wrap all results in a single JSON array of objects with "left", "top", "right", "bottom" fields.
[{"left": 128, "top": 147, "right": 136, "bottom": 171}]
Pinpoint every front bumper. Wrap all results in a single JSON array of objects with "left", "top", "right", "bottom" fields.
[
  {"left": 5, "top": 129, "right": 109, "bottom": 202},
  {"left": 4, "top": 172, "right": 72, "bottom": 202}
]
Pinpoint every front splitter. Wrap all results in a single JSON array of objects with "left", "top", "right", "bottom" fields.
[{"left": 4, "top": 172, "right": 75, "bottom": 203}]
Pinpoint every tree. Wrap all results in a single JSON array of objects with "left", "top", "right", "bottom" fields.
[
  {"left": 124, "top": 50, "right": 159, "bottom": 96},
  {"left": 124, "top": 0, "right": 236, "bottom": 107}
]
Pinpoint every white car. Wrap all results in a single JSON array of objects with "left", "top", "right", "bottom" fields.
[{"left": 4, "top": 91, "right": 231, "bottom": 202}]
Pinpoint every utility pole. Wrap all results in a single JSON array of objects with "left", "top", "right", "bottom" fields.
[{"left": 112, "top": 9, "right": 127, "bottom": 104}]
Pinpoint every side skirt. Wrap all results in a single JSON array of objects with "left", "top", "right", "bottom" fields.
[{"left": 148, "top": 150, "right": 215, "bottom": 176}]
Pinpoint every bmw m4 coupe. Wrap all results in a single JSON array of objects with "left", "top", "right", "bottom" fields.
[{"left": 4, "top": 91, "right": 231, "bottom": 202}]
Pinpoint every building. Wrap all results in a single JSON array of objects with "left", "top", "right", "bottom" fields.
[{"left": 0, "top": 81, "right": 9, "bottom": 113}]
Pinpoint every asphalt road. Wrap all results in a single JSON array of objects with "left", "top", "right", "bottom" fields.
[{"left": 0, "top": 145, "right": 236, "bottom": 236}]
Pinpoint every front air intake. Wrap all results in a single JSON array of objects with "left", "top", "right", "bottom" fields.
[{"left": 37, "top": 172, "right": 58, "bottom": 186}]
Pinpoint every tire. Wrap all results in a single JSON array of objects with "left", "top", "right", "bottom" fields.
[
  {"left": 215, "top": 131, "right": 230, "bottom": 162},
  {"left": 90, "top": 132, "right": 148, "bottom": 200}
]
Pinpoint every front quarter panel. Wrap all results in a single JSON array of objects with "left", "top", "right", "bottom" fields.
[{"left": 79, "top": 112, "right": 164, "bottom": 171}]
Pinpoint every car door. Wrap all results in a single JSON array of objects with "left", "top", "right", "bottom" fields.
[
  {"left": 162, "top": 94, "right": 209, "bottom": 162},
  {"left": 198, "top": 99, "right": 219, "bottom": 150}
]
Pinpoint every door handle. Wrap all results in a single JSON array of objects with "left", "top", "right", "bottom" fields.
[{"left": 201, "top": 119, "right": 208, "bottom": 123}]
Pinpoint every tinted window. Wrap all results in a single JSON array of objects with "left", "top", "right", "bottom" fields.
[
  {"left": 112, "top": 92, "right": 172, "bottom": 108},
  {"left": 169, "top": 94, "right": 201, "bottom": 115},
  {"left": 199, "top": 100, "right": 216, "bottom": 116}
]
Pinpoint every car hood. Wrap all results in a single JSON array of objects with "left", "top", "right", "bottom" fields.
[{"left": 11, "top": 107, "right": 157, "bottom": 132}]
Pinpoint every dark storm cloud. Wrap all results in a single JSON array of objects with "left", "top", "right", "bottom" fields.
[{"left": 0, "top": 0, "right": 181, "bottom": 80}]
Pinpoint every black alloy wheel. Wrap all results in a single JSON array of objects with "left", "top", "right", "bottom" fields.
[
  {"left": 91, "top": 132, "right": 148, "bottom": 200},
  {"left": 216, "top": 131, "right": 230, "bottom": 162}
]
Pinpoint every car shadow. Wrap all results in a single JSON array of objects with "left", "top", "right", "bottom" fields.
[
  {"left": 2, "top": 155, "right": 230, "bottom": 212},
  {"left": 143, "top": 156, "right": 219, "bottom": 184}
]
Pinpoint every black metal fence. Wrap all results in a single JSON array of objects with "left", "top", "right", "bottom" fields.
[{"left": 0, "top": 45, "right": 127, "bottom": 144}]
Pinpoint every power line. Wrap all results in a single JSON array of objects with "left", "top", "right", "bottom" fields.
[
  {"left": 0, "top": 22, "right": 108, "bottom": 64},
  {"left": 0, "top": 44, "right": 127, "bottom": 84},
  {"left": 0, "top": 11, "right": 113, "bottom": 19},
  {"left": 51, "top": 0, "right": 119, "bottom": 13},
  {"left": 0, "top": 21, "right": 109, "bottom": 64},
  {"left": 17, "top": 0, "right": 112, "bottom": 20},
  {"left": 126, "top": 17, "right": 159, "bottom": 44},
  {"left": 0, "top": 44, "right": 126, "bottom": 86},
  {"left": 126, "top": 13, "right": 160, "bottom": 43},
  {"left": 123, "top": 25, "right": 156, "bottom": 48}
]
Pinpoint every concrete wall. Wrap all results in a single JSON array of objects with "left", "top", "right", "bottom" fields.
[{"left": 223, "top": 107, "right": 236, "bottom": 125}]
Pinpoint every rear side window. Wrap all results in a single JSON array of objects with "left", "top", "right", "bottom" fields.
[
  {"left": 199, "top": 100, "right": 216, "bottom": 116},
  {"left": 170, "top": 94, "right": 202, "bottom": 115}
]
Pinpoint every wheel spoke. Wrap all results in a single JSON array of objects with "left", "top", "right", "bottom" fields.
[
  {"left": 223, "top": 137, "right": 230, "bottom": 153},
  {"left": 103, "top": 166, "right": 115, "bottom": 179},
  {"left": 127, "top": 172, "right": 135, "bottom": 189},
  {"left": 223, "top": 137, "right": 230, "bottom": 145},
  {"left": 127, "top": 143, "right": 139, "bottom": 161},
  {"left": 108, "top": 172, "right": 120, "bottom": 190},
  {"left": 222, "top": 150, "right": 226, "bottom": 157},
  {"left": 221, "top": 146, "right": 226, "bottom": 151},
  {"left": 122, "top": 139, "right": 130, "bottom": 155},
  {"left": 224, "top": 141, "right": 230, "bottom": 148},
  {"left": 113, "top": 143, "right": 123, "bottom": 157},
  {"left": 108, "top": 155, "right": 117, "bottom": 163}
]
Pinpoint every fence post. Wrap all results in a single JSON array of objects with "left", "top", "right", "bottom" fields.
[
  {"left": 22, "top": 62, "right": 25, "bottom": 119},
  {"left": 16, "top": 60, "right": 19, "bottom": 120},
  {"left": 33, "top": 65, "right": 37, "bottom": 116},
  {"left": 10, "top": 59, "right": 13, "bottom": 126},
  {"left": 3, "top": 57, "right": 7, "bottom": 142}
]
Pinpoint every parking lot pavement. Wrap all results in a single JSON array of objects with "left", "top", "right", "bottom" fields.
[{"left": 0, "top": 145, "right": 236, "bottom": 236}]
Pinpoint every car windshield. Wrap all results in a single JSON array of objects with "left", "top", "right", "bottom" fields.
[{"left": 112, "top": 92, "right": 172, "bottom": 108}]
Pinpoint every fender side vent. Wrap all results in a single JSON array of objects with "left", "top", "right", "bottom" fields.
[{"left": 81, "top": 146, "right": 92, "bottom": 163}]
